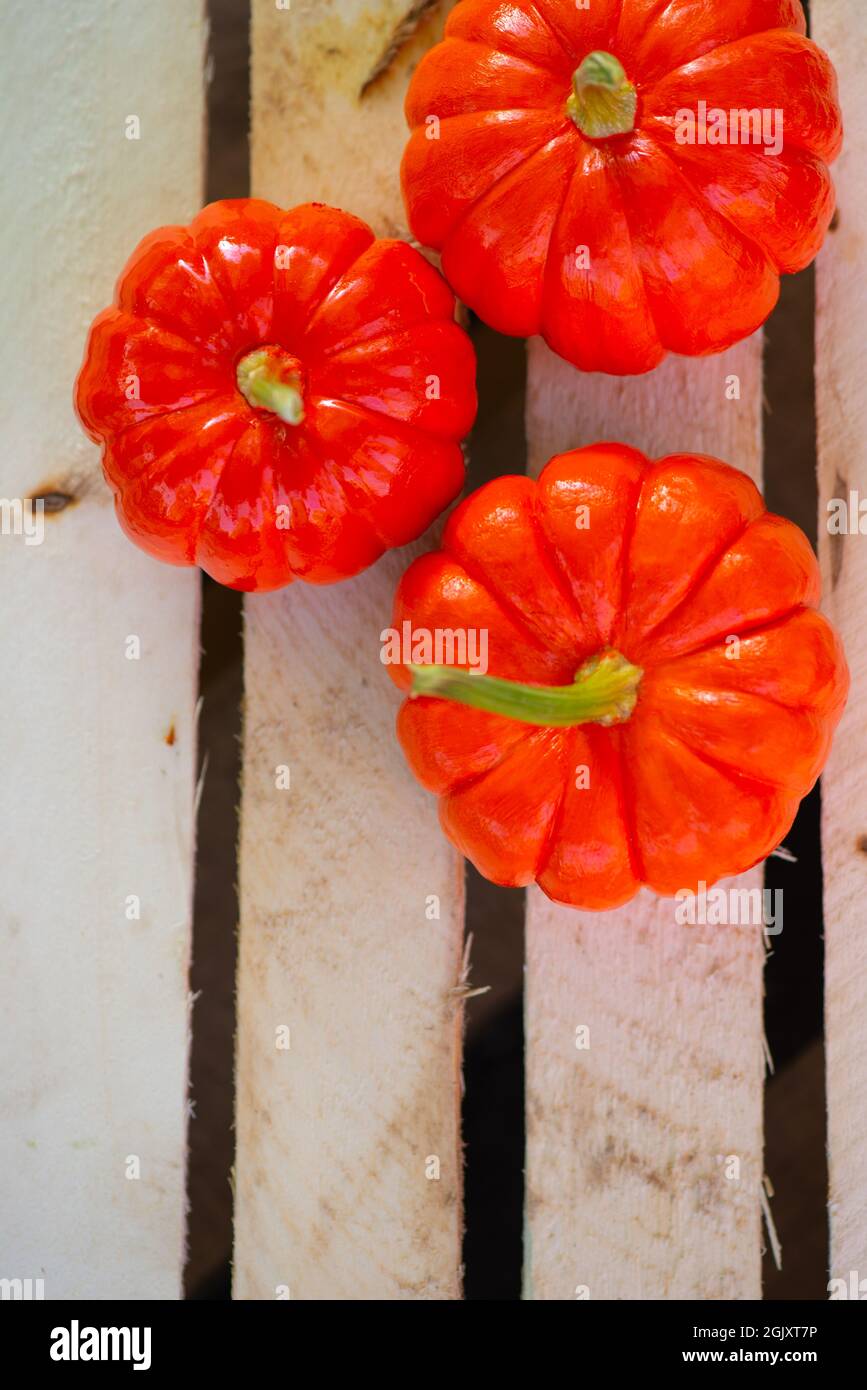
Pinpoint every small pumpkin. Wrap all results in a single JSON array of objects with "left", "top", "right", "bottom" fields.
[
  {"left": 388, "top": 445, "right": 848, "bottom": 909},
  {"left": 75, "top": 200, "right": 477, "bottom": 591},
  {"left": 401, "top": 0, "right": 842, "bottom": 375}
]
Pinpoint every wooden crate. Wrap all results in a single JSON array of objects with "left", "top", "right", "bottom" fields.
[{"left": 1, "top": 0, "right": 864, "bottom": 1300}]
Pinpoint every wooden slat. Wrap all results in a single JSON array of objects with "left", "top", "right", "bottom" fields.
[
  {"left": 233, "top": 0, "right": 465, "bottom": 1300},
  {"left": 0, "top": 0, "right": 205, "bottom": 1298},
  {"left": 524, "top": 341, "right": 766, "bottom": 1299},
  {"left": 813, "top": 0, "right": 867, "bottom": 1289}
]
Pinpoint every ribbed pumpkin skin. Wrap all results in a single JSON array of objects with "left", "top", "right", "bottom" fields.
[
  {"left": 388, "top": 445, "right": 849, "bottom": 909},
  {"left": 401, "top": 0, "right": 842, "bottom": 375},
  {"left": 76, "top": 200, "right": 477, "bottom": 591}
]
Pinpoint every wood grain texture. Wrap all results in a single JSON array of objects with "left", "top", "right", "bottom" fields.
[
  {"left": 813, "top": 0, "right": 867, "bottom": 1288},
  {"left": 0, "top": 0, "right": 205, "bottom": 1298},
  {"left": 524, "top": 340, "right": 767, "bottom": 1299},
  {"left": 233, "top": 0, "right": 465, "bottom": 1300},
  {"left": 251, "top": 0, "right": 452, "bottom": 238}
]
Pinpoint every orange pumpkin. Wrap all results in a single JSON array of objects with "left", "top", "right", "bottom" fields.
[
  {"left": 402, "top": 0, "right": 842, "bottom": 374},
  {"left": 388, "top": 445, "right": 848, "bottom": 909}
]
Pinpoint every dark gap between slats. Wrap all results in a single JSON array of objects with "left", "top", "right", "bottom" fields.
[
  {"left": 184, "top": 0, "right": 250, "bottom": 1301},
  {"left": 462, "top": 323, "right": 527, "bottom": 1300},
  {"left": 761, "top": 262, "right": 828, "bottom": 1300}
]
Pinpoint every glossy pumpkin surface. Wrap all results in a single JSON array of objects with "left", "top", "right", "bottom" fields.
[
  {"left": 402, "top": 0, "right": 842, "bottom": 374},
  {"left": 76, "top": 200, "right": 477, "bottom": 591},
  {"left": 388, "top": 445, "right": 848, "bottom": 909}
]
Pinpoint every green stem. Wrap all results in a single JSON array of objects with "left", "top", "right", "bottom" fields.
[
  {"left": 409, "top": 648, "right": 643, "bottom": 729},
  {"left": 237, "top": 346, "right": 305, "bottom": 425},
  {"left": 567, "top": 51, "right": 637, "bottom": 139}
]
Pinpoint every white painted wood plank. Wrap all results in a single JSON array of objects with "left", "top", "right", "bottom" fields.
[
  {"left": 0, "top": 1, "right": 205, "bottom": 1298},
  {"left": 524, "top": 341, "right": 766, "bottom": 1299},
  {"left": 813, "top": 0, "right": 867, "bottom": 1290},
  {"left": 233, "top": 0, "right": 466, "bottom": 1300},
  {"left": 250, "top": 0, "right": 451, "bottom": 240}
]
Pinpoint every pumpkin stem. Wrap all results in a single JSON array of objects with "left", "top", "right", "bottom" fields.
[
  {"left": 409, "top": 648, "right": 643, "bottom": 728},
  {"left": 236, "top": 345, "right": 305, "bottom": 425},
  {"left": 567, "top": 51, "right": 637, "bottom": 139}
]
